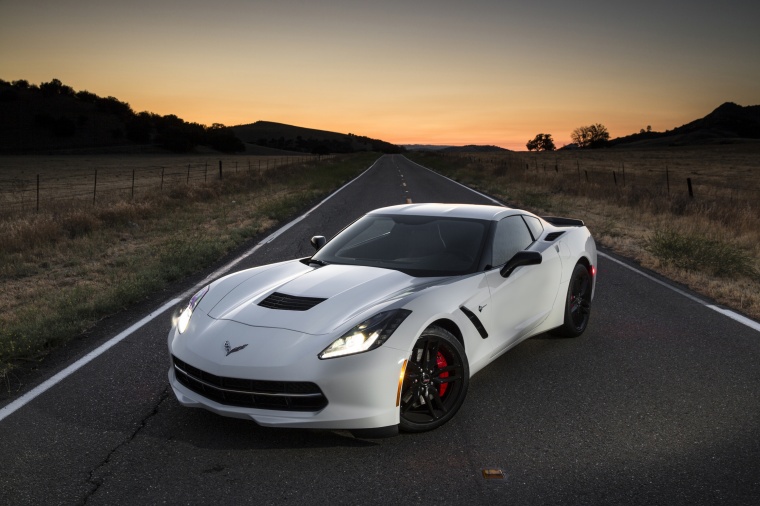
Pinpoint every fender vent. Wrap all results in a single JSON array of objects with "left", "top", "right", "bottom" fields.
[
  {"left": 544, "top": 231, "right": 565, "bottom": 241},
  {"left": 460, "top": 306, "right": 489, "bottom": 339},
  {"left": 259, "top": 292, "right": 326, "bottom": 311}
]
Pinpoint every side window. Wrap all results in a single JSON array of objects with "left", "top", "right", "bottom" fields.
[
  {"left": 522, "top": 215, "right": 544, "bottom": 241},
  {"left": 492, "top": 216, "right": 534, "bottom": 267}
]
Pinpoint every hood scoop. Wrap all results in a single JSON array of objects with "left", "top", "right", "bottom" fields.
[{"left": 258, "top": 292, "right": 327, "bottom": 311}]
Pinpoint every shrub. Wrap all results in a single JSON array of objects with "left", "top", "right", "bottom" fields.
[{"left": 646, "top": 230, "right": 756, "bottom": 279}]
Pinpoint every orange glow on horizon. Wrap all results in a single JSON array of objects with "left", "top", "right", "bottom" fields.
[{"left": 1, "top": 0, "right": 757, "bottom": 152}]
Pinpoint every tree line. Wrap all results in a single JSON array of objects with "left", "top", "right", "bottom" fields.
[
  {"left": 526, "top": 123, "right": 611, "bottom": 151},
  {"left": 0, "top": 78, "right": 244, "bottom": 153}
]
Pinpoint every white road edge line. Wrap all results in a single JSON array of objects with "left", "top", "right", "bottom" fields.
[
  {"left": 405, "top": 155, "right": 760, "bottom": 334},
  {"left": 0, "top": 156, "right": 384, "bottom": 423},
  {"left": 0, "top": 298, "right": 181, "bottom": 422}
]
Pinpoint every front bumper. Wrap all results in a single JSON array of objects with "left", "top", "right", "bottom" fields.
[{"left": 168, "top": 317, "right": 409, "bottom": 430}]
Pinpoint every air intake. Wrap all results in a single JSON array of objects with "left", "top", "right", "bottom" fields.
[
  {"left": 460, "top": 306, "right": 489, "bottom": 339},
  {"left": 258, "top": 292, "right": 326, "bottom": 311},
  {"left": 173, "top": 356, "right": 327, "bottom": 411},
  {"left": 544, "top": 231, "right": 565, "bottom": 241}
]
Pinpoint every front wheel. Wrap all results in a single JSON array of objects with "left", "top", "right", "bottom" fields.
[
  {"left": 553, "top": 263, "right": 592, "bottom": 337},
  {"left": 399, "top": 325, "right": 469, "bottom": 432}
]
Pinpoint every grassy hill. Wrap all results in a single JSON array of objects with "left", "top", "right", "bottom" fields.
[
  {"left": 610, "top": 102, "right": 760, "bottom": 147},
  {"left": 232, "top": 121, "right": 403, "bottom": 154}
]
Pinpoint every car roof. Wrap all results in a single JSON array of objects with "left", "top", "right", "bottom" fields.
[{"left": 368, "top": 203, "right": 521, "bottom": 221}]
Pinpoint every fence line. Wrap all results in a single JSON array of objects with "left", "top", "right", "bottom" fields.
[
  {"left": 0, "top": 155, "right": 329, "bottom": 215},
  {"left": 438, "top": 151, "right": 760, "bottom": 211}
]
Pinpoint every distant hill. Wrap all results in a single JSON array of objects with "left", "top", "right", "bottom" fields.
[
  {"left": 403, "top": 144, "right": 454, "bottom": 151},
  {"left": 610, "top": 102, "right": 760, "bottom": 147},
  {"left": 439, "top": 145, "right": 510, "bottom": 153},
  {"left": 0, "top": 78, "right": 402, "bottom": 155},
  {"left": 232, "top": 121, "right": 403, "bottom": 154}
]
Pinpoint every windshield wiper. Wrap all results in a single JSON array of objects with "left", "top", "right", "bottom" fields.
[{"left": 309, "top": 258, "right": 329, "bottom": 267}]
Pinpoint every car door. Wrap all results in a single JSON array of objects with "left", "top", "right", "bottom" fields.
[{"left": 484, "top": 215, "right": 562, "bottom": 356}]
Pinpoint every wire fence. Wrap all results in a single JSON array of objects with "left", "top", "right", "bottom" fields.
[
  {"left": 0, "top": 155, "right": 327, "bottom": 215},
  {"left": 519, "top": 159, "right": 760, "bottom": 205},
  {"left": 443, "top": 151, "right": 760, "bottom": 214}
]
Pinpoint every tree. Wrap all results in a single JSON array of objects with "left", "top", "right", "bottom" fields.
[
  {"left": 526, "top": 133, "right": 556, "bottom": 151},
  {"left": 570, "top": 123, "right": 609, "bottom": 148},
  {"left": 39, "top": 78, "right": 74, "bottom": 97}
]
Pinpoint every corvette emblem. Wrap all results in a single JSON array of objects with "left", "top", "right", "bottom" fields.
[
  {"left": 224, "top": 340, "right": 248, "bottom": 356},
  {"left": 478, "top": 304, "right": 487, "bottom": 313}
]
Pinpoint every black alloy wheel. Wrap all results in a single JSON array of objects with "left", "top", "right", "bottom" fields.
[
  {"left": 399, "top": 325, "right": 469, "bottom": 432},
  {"left": 554, "top": 263, "right": 592, "bottom": 337}
]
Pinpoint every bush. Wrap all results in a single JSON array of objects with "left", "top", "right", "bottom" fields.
[{"left": 646, "top": 229, "right": 756, "bottom": 279}]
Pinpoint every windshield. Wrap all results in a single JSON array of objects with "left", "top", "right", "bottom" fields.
[{"left": 312, "top": 214, "right": 489, "bottom": 277}]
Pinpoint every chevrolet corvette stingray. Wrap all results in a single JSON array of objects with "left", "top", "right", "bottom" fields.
[{"left": 168, "top": 203, "right": 597, "bottom": 436}]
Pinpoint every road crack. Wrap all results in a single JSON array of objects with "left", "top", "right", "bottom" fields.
[{"left": 77, "top": 385, "right": 171, "bottom": 506}]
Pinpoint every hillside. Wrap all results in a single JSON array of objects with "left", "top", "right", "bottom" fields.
[
  {"left": 0, "top": 79, "right": 401, "bottom": 155},
  {"left": 439, "top": 145, "right": 510, "bottom": 153},
  {"left": 610, "top": 102, "right": 760, "bottom": 147},
  {"left": 232, "top": 121, "right": 403, "bottom": 154}
]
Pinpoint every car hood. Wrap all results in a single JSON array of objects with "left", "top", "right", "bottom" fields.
[{"left": 205, "top": 261, "right": 439, "bottom": 335}]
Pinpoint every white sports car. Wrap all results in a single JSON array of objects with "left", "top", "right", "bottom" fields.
[{"left": 168, "top": 203, "right": 597, "bottom": 437}]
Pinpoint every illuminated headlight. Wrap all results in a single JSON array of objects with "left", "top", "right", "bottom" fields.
[
  {"left": 319, "top": 309, "right": 411, "bottom": 359},
  {"left": 176, "top": 285, "right": 209, "bottom": 334}
]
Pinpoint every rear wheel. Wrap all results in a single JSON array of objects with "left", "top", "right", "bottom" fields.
[
  {"left": 553, "top": 263, "right": 592, "bottom": 337},
  {"left": 399, "top": 325, "right": 469, "bottom": 432}
]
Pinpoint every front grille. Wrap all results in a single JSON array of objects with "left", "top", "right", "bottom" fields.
[
  {"left": 258, "top": 292, "right": 326, "bottom": 311},
  {"left": 172, "top": 356, "right": 328, "bottom": 411}
]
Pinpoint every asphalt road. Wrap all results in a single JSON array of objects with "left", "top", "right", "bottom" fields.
[{"left": 2, "top": 155, "right": 759, "bottom": 505}]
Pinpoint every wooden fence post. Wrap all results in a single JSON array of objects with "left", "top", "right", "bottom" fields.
[
  {"left": 219, "top": 160, "right": 223, "bottom": 180},
  {"left": 666, "top": 165, "right": 670, "bottom": 196},
  {"left": 687, "top": 178, "right": 694, "bottom": 198},
  {"left": 131, "top": 169, "right": 135, "bottom": 199},
  {"left": 93, "top": 169, "right": 97, "bottom": 205}
]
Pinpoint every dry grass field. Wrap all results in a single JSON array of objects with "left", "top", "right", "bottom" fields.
[
  {"left": 0, "top": 154, "right": 326, "bottom": 215},
  {"left": 408, "top": 143, "right": 760, "bottom": 321},
  {"left": 0, "top": 152, "right": 372, "bottom": 382}
]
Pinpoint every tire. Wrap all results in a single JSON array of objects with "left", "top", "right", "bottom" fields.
[
  {"left": 553, "top": 263, "right": 592, "bottom": 337},
  {"left": 399, "top": 325, "right": 469, "bottom": 432}
]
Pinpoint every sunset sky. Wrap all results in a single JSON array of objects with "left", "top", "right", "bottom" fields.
[{"left": 1, "top": 0, "right": 759, "bottom": 150}]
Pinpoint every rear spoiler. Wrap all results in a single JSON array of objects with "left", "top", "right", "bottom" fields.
[{"left": 541, "top": 216, "right": 585, "bottom": 227}]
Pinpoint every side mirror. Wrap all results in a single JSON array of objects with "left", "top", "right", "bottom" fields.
[
  {"left": 310, "top": 235, "right": 326, "bottom": 251},
  {"left": 500, "top": 250, "right": 542, "bottom": 278}
]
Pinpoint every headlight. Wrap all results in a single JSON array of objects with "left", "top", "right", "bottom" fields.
[
  {"left": 319, "top": 309, "right": 411, "bottom": 359},
  {"left": 176, "top": 285, "right": 209, "bottom": 334}
]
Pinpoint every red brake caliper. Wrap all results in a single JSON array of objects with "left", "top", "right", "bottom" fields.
[{"left": 436, "top": 352, "right": 449, "bottom": 397}]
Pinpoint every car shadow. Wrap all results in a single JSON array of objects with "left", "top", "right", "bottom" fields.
[{"left": 149, "top": 398, "right": 395, "bottom": 450}]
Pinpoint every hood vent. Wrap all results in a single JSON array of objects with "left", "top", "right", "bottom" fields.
[
  {"left": 258, "top": 292, "right": 327, "bottom": 311},
  {"left": 544, "top": 231, "right": 565, "bottom": 242}
]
